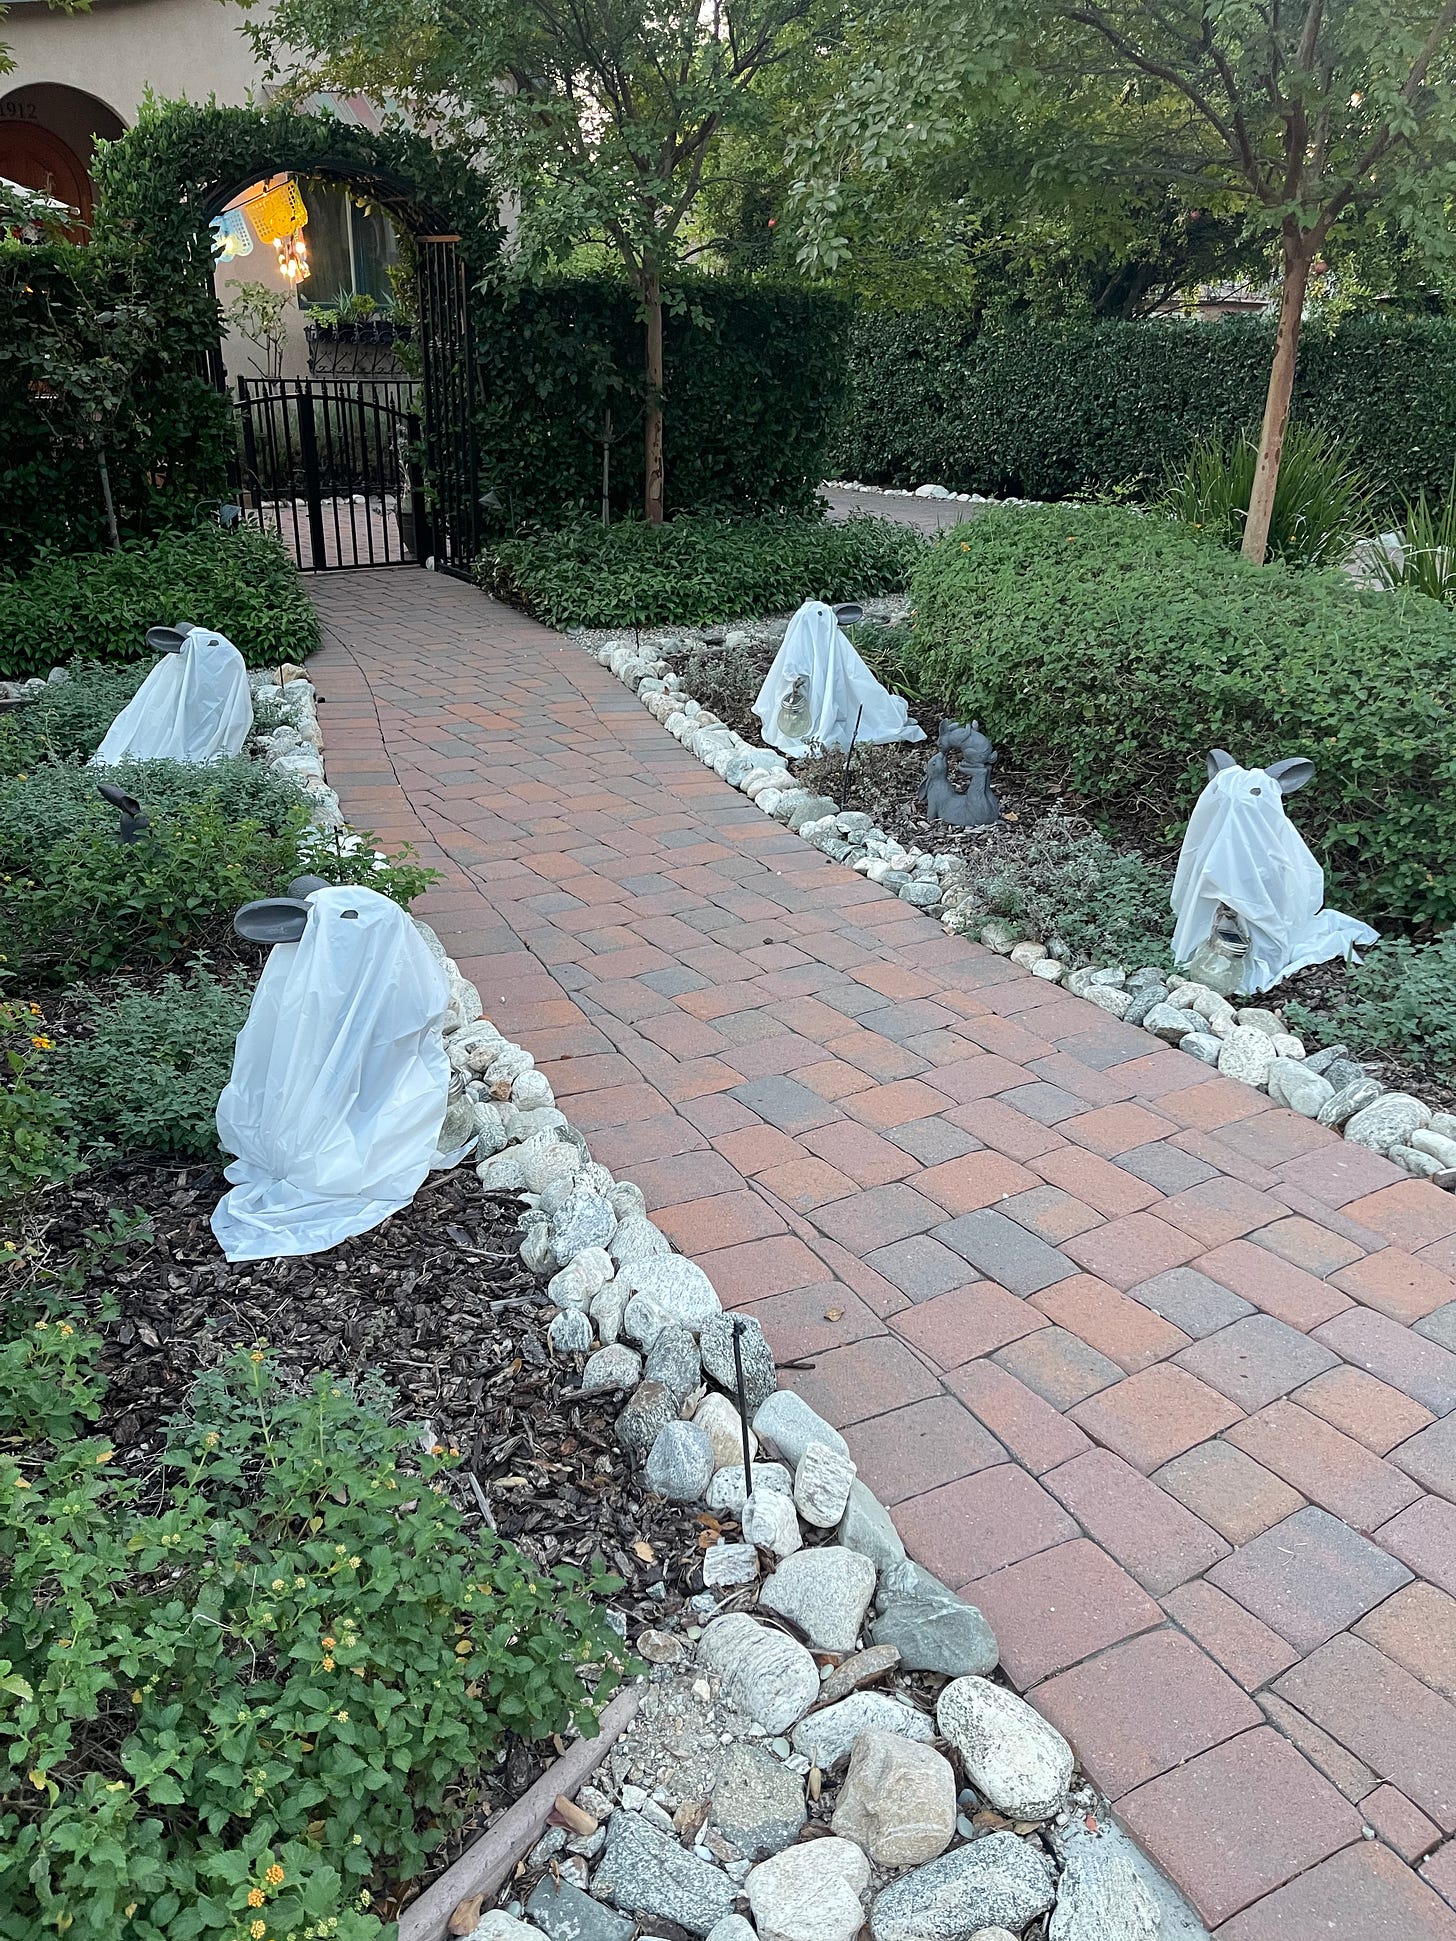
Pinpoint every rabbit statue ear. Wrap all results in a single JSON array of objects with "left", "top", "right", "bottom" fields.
[
  {"left": 1206, "top": 748, "right": 1237, "bottom": 779},
  {"left": 287, "top": 875, "right": 330, "bottom": 899},
  {"left": 145, "top": 625, "right": 189, "bottom": 654},
  {"left": 1266, "top": 756, "right": 1316, "bottom": 795},
  {"left": 233, "top": 897, "right": 313, "bottom": 945}
]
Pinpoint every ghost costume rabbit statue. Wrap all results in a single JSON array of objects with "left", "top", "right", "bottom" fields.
[
  {"left": 753, "top": 601, "right": 926, "bottom": 758},
  {"left": 92, "top": 624, "right": 254, "bottom": 767},
  {"left": 1171, "top": 750, "right": 1379, "bottom": 996},
  {"left": 211, "top": 882, "right": 453, "bottom": 1261}
]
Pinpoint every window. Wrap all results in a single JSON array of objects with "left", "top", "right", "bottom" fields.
[{"left": 301, "top": 183, "right": 399, "bottom": 306}]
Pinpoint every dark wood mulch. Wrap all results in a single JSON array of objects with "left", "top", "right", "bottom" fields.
[{"left": 46, "top": 1160, "right": 709, "bottom": 1611}]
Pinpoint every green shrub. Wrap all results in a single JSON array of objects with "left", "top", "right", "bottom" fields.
[
  {"left": 1370, "top": 459, "right": 1456, "bottom": 604},
  {"left": 909, "top": 505, "right": 1456, "bottom": 926},
  {"left": 0, "top": 757, "right": 309, "bottom": 856},
  {"left": 0, "top": 665, "right": 151, "bottom": 771},
  {"left": 475, "top": 276, "right": 850, "bottom": 529},
  {"left": 1155, "top": 425, "right": 1379, "bottom": 569},
  {"left": 0, "top": 528, "right": 319, "bottom": 681},
  {"left": 0, "top": 1000, "right": 80, "bottom": 1202},
  {"left": 0, "top": 1339, "right": 625, "bottom": 1941},
  {"left": 484, "top": 513, "right": 922, "bottom": 629},
  {"left": 48, "top": 966, "right": 255, "bottom": 1159},
  {"left": 1287, "top": 932, "right": 1456, "bottom": 1083},
  {"left": 833, "top": 313, "right": 1456, "bottom": 514},
  {"left": 2, "top": 789, "right": 436, "bottom": 984}
]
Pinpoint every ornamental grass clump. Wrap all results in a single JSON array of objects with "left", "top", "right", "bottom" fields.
[
  {"left": 1154, "top": 423, "right": 1378, "bottom": 569},
  {"left": 0, "top": 1333, "right": 627, "bottom": 1941}
]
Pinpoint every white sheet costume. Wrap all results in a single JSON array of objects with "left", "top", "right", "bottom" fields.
[
  {"left": 212, "top": 885, "right": 452, "bottom": 1261},
  {"left": 752, "top": 600, "right": 926, "bottom": 758},
  {"left": 92, "top": 628, "right": 253, "bottom": 766},
  {"left": 1171, "top": 757, "right": 1379, "bottom": 995}
]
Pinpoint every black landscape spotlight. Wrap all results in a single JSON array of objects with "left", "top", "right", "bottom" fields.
[{"left": 97, "top": 783, "right": 150, "bottom": 845}]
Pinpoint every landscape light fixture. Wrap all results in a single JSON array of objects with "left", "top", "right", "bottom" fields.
[{"left": 97, "top": 782, "right": 150, "bottom": 844}]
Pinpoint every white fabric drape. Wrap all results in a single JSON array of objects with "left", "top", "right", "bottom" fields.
[
  {"left": 92, "top": 629, "right": 254, "bottom": 766},
  {"left": 212, "top": 885, "right": 451, "bottom": 1260},
  {"left": 1171, "top": 764, "right": 1379, "bottom": 994},
  {"left": 753, "top": 601, "right": 926, "bottom": 757}
]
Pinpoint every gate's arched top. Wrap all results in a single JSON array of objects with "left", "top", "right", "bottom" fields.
[{"left": 92, "top": 98, "right": 502, "bottom": 272}]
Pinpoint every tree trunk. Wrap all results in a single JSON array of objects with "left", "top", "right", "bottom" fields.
[
  {"left": 643, "top": 273, "right": 664, "bottom": 527},
  {"left": 97, "top": 449, "right": 121, "bottom": 551},
  {"left": 1242, "top": 231, "right": 1316, "bottom": 564}
]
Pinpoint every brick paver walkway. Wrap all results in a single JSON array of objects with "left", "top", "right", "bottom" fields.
[{"left": 310, "top": 569, "right": 1456, "bottom": 1940}]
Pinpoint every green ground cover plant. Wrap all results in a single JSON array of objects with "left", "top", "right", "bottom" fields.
[
  {"left": 0, "top": 1321, "right": 625, "bottom": 1941},
  {"left": 1287, "top": 933, "right": 1456, "bottom": 1085},
  {"left": 46, "top": 966, "right": 255, "bottom": 1162},
  {"left": 0, "top": 529, "right": 319, "bottom": 682},
  {"left": 482, "top": 513, "right": 921, "bottom": 628},
  {"left": 909, "top": 505, "right": 1456, "bottom": 925}
]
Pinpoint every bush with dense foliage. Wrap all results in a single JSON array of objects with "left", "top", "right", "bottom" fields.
[
  {"left": 47, "top": 966, "right": 255, "bottom": 1160},
  {"left": 484, "top": 512, "right": 921, "bottom": 628},
  {"left": 0, "top": 528, "right": 319, "bottom": 681},
  {"left": 475, "top": 278, "right": 851, "bottom": 529},
  {"left": 833, "top": 314, "right": 1456, "bottom": 513},
  {"left": 909, "top": 505, "right": 1456, "bottom": 926},
  {"left": 0, "top": 1326, "right": 624, "bottom": 1941}
]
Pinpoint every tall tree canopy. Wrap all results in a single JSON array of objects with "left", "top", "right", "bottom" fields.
[
  {"left": 249, "top": 0, "right": 826, "bottom": 521},
  {"left": 791, "top": 0, "right": 1456, "bottom": 557}
]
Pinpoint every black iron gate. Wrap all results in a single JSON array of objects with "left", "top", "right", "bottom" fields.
[
  {"left": 235, "top": 376, "right": 427, "bottom": 571},
  {"left": 230, "top": 236, "right": 481, "bottom": 576},
  {"left": 416, "top": 236, "right": 481, "bottom": 577}
]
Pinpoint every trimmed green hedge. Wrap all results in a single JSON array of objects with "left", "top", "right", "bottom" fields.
[
  {"left": 834, "top": 315, "right": 1456, "bottom": 511},
  {"left": 482, "top": 512, "right": 920, "bottom": 628},
  {"left": 910, "top": 506, "right": 1456, "bottom": 926},
  {"left": 474, "top": 278, "right": 851, "bottom": 529},
  {"left": 0, "top": 527, "right": 318, "bottom": 680}
]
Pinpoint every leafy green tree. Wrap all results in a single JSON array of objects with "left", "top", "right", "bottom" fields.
[
  {"left": 249, "top": 0, "right": 823, "bottom": 522},
  {"left": 793, "top": 0, "right": 1456, "bottom": 559}
]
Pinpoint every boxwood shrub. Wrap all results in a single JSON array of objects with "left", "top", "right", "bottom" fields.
[
  {"left": 0, "top": 527, "right": 319, "bottom": 681},
  {"left": 482, "top": 512, "right": 921, "bottom": 629},
  {"left": 909, "top": 506, "right": 1456, "bottom": 925}
]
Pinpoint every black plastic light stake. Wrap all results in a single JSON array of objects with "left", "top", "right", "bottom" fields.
[
  {"left": 840, "top": 704, "right": 865, "bottom": 810},
  {"left": 730, "top": 1315, "right": 754, "bottom": 1495}
]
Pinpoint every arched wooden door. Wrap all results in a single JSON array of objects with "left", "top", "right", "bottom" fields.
[{"left": 0, "top": 119, "right": 94, "bottom": 236}]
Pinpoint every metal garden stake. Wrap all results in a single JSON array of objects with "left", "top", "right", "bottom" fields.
[{"left": 730, "top": 1316, "right": 754, "bottom": 1493}]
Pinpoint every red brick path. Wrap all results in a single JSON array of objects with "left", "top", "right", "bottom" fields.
[{"left": 311, "top": 570, "right": 1456, "bottom": 1939}]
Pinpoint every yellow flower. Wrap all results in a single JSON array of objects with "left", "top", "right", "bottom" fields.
[
  {"left": 271, "top": 1579, "right": 285, "bottom": 1592},
  {"left": 335, "top": 1709, "right": 349, "bottom": 1722},
  {"left": 95, "top": 1449, "right": 113, "bottom": 1464},
  {"left": 347, "top": 1556, "right": 360, "bottom": 1569},
  {"left": 266, "top": 1866, "right": 285, "bottom": 1887},
  {"left": 252, "top": 1924, "right": 267, "bottom": 1939},
  {"left": 321, "top": 1656, "right": 335, "bottom": 1671},
  {"left": 248, "top": 1889, "right": 266, "bottom": 1907},
  {"left": 29, "top": 1035, "right": 54, "bottom": 1050},
  {"left": 251, "top": 1350, "right": 266, "bottom": 1364},
  {"left": 58, "top": 1322, "right": 73, "bottom": 1337}
]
